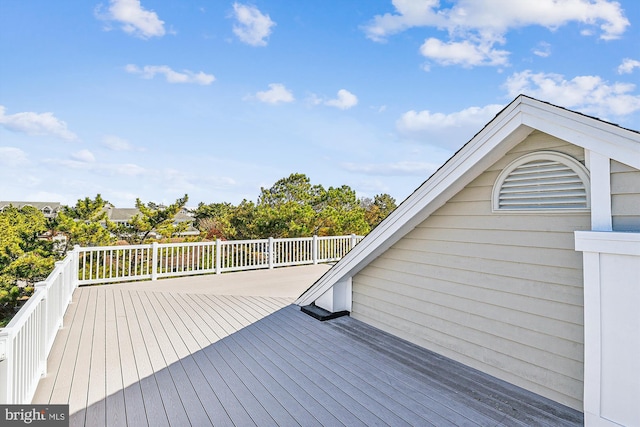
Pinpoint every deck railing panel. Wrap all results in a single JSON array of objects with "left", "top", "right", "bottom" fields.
[
  {"left": 75, "top": 235, "right": 361, "bottom": 284},
  {"left": 0, "top": 249, "right": 79, "bottom": 404},
  {"left": 0, "top": 234, "right": 361, "bottom": 404}
]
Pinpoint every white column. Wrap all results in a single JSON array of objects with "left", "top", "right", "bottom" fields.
[
  {"left": 576, "top": 231, "right": 640, "bottom": 426},
  {"left": 585, "top": 150, "right": 612, "bottom": 231}
]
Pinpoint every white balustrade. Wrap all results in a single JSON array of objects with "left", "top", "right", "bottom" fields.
[
  {"left": 76, "top": 235, "right": 363, "bottom": 284},
  {"left": 0, "top": 248, "right": 79, "bottom": 404},
  {"left": 0, "top": 234, "right": 362, "bottom": 404}
]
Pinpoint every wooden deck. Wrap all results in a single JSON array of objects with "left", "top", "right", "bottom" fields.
[{"left": 32, "top": 265, "right": 583, "bottom": 426}]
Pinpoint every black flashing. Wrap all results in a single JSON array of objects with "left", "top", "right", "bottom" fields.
[{"left": 300, "top": 304, "right": 349, "bottom": 321}]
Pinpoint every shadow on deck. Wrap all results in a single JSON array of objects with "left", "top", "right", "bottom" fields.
[{"left": 32, "top": 266, "right": 583, "bottom": 426}]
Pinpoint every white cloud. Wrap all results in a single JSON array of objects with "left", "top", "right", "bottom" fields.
[
  {"left": 618, "top": 58, "right": 640, "bottom": 74},
  {"left": 398, "top": 104, "right": 504, "bottom": 134},
  {"left": 102, "top": 135, "right": 134, "bottom": 151},
  {"left": 232, "top": 3, "right": 275, "bottom": 47},
  {"left": 395, "top": 103, "right": 505, "bottom": 149},
  {"left": 364, "top": 0, "right": 629, "bottom": 68},
  {"left": 363, "top": 0, "right": 444, "bottom": 42},
  {"left": 44, "top": 157, "right": 146, "bottom": 176},
  {"left": 125, "top": 64, "right": 215, "bottom": 85},
  {"left": 71, "top": 149, "right": 96, "bottom": 163},
  {"left": 255, "top": 83, "right": 294, "bottom": 104},
  {"left": 532, "top": 41, "right": 552, "bottom": 57},
  {"left": 504, "top": 70, "right": 640, "bottom": 117},
  {"left": 342, "top": 161, "right": 439, "bottom": 176},
  {"left": 115, "top": 163, "right": 146, "bottom": 176},
  {"left": 419, "top": 38, "right": 509, "bottom": 67},
  {"left": 0, "top": 147, "right": 29, "bottom": 167},
  {"left": 0, "top": 106, "right": 78, "bottom": 141},
  {"left": 96, "top": 0, "right": 165, "bottom": 39},
  {"left": 325, "top": 89, "right": 359, "bottom": 110}
]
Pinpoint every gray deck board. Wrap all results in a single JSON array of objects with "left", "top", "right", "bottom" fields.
[
  {"left": 32, "top": 266, "right": 583, "bottom": 426},
  {"left": 254, "top": 306, "right": 458, "bottom": 427},
  {"left": 111, "top": 290, "right": 145, "bottom": 427},
  {"left": 105, "top": 289, "right": 127, "bottom": 427}
]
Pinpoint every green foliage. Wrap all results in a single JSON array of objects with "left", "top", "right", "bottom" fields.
[
  {"left": 197, "top": 173, "right": 381, "bottom": 239},
  {"left": 111, "top": 195, "right": 189, "bottom": 244},
  {"left": 361, "top": 193, "right": 397, "bottom": 229},
  {"left": 229, "top": 199, "right": 259, "bottom": 239},
  {"left": 55, "top": 194, "right": 115, "bottom": 254},
  {"left": 194, "top": 202, "right": 236, "bottom": 239},
  {"left": 0, "top": 206, "right": 56, "bottom": 325}
]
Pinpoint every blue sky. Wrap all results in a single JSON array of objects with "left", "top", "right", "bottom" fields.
[{"left": 1, "top": 0, "right": 639, "bottom": 208}]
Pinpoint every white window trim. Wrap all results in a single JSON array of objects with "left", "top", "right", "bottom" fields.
[{"left": 492, "top": 151, "right": 591, "bottom": 213}]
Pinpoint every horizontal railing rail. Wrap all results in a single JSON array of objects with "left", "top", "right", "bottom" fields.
[
  {"left": 0, "top": 234, "right": 362, "bottom": 404},
  {"left": 77, "top": 235, "right": 363, "bottom": 285}
]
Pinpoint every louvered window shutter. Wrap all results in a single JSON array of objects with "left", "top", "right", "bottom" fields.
[{"left": 493, "top": 152, "right": 590, "bottom": 211}]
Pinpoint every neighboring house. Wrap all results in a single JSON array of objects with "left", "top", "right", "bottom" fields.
[
  {"left": 296, "top": 95, "right": 640, "bottom": 427},
  {"left": 104, "top": 204, "right": 200, "bottom": 237},
  {"left": 0, "top": 201, "right": 61, "bottom": 218}
]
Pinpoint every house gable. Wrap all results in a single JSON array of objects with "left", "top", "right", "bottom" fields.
[
  {"left": 295, "top": 95, "right": 640, "bottom": 308},
  {"left": 351, "top": 132, "right": 590, "bottom": 410},
  {"left": 295, "top": 95, "right": 640, "bottom": 420}
]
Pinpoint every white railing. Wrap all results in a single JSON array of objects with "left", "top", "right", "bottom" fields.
[
  {"left": 0, "top": 251, "right": 79, "bottom": 404},
  {"left": 77, "top": 235, "right": 363, "bottom": 285},
  {"left": 0, "top": 234, "right": 362, "bottom": 404}
]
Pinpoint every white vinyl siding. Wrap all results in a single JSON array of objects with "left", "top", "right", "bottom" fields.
[
  {"left": 611, "top": 160, "right": 640, "bottom": 231},
  {"left": 352, "top": 131, "right": 589, "bottom": 411}
]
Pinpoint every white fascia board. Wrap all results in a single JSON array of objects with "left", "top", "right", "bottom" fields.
[
  {"left": 519, "top": 100, "right": 640, "bottom": 169},
  {"left": 295, "top": 99, "right": 533, "bottom": 307}
]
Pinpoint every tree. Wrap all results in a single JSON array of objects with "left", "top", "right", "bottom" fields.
[
  {"left": 229, "top": 199, "right": 259, "bottom": 239},
  {"left": 55, "top": 194, "right": 115, "bottom": 254},
  {"left": 0, "top": 206, "right": 56, "bottom": 325},
  {"left": 315, "top": 185, "right": 370, "bottom": 236},
  {"left": 194, "top": 202, "right": 236, "bottom": 240},
  {"left": 361, "top": 193, "right": 397, "bottom": 229},
  {"left": 258, "top": 173, "right": 323, "bottom": 207},
  {"left": 253, "top": 173, "right": 370, "bottom": 237},
  {"left": 111, "top": 195, "right": 189, "bottom": 244}
]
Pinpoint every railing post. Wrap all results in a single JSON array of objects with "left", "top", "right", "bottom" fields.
[
  {"left": 312, "top": 235, "right": 318, "bottom": 265},
  {"left": 350, "top": 234, "right": 357, "bottom": 251},
  {"left": 268, "top": 237, "right": 274, "bottom": 269},
  {"left": 215, "top": 239, "right": 221, "bottom": 275},
  {"left": 151, "top": 242, "right": 158, "bottom": 281},
  {"left": 73, "top": 245, "right": 81, "bottom": 290},
  {"left": 35, "top": 281, "right": 49, "bottom": 378}
]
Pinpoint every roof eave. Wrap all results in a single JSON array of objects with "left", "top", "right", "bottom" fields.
[{"left": 295, "top": 95, "right": 640, "bottom": 307}]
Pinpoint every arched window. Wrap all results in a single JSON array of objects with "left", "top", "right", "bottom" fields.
[{"left": 492, "top": 151, "right": 590, "bottom": 211}]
